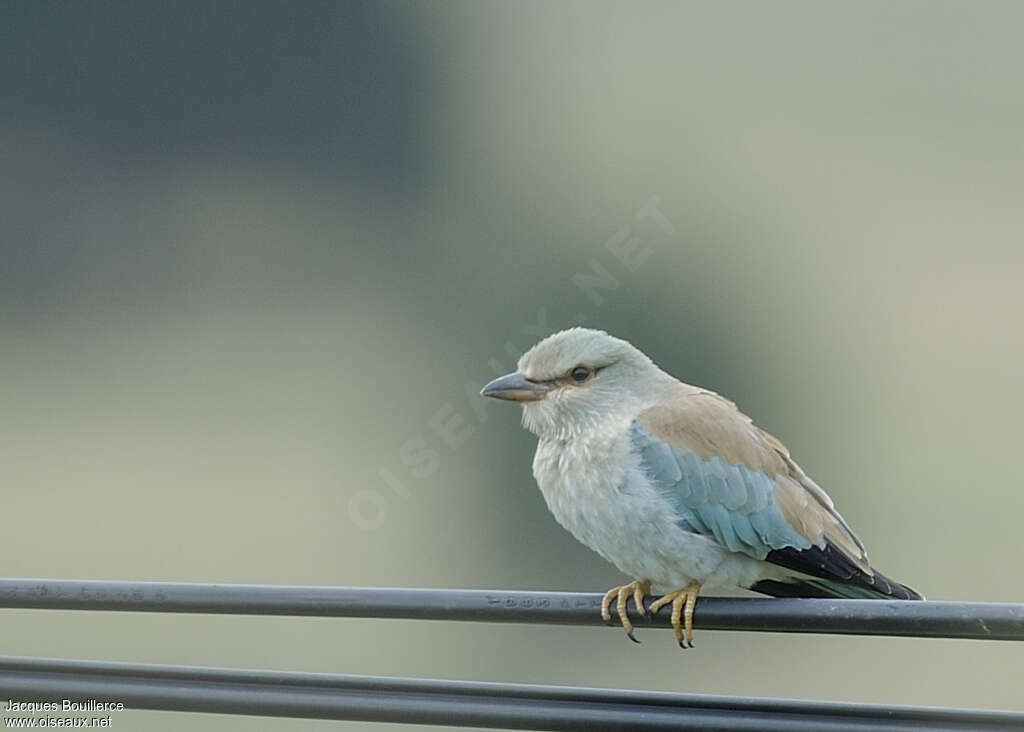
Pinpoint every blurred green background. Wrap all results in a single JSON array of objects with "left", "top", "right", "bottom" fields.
[{"left": 2, "top": 1, "right": 1023, "bottom": 729}]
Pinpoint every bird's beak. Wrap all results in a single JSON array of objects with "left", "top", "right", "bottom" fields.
[{"left": 480, "top": 371, "right": 551, "bottom": 402}]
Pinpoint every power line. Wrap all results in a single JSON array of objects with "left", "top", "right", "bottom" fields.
[
  {"left": 1, "top": 578, "right": 1021, "bottom": 641},
  {"left": 0, "top": 655, "right": 1019, "bottom": 731}
]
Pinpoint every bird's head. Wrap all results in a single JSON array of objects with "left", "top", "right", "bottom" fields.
[{"left": 480, "top": 328, "right": 663, "bottom": 438}]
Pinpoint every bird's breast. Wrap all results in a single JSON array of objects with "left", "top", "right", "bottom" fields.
[
  {"left": 532, "top": 434, "right": 630, "bottom": 525},
  {"left": 534, "top": 432, "right": 688, "bottom": 578},
  {"left": 531, "top": 429, "right": 746, "bottom": 588}
]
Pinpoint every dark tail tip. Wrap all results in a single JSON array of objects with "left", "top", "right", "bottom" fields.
[{"left": 752, "top": 572, "right": 924, "bottom": 601}]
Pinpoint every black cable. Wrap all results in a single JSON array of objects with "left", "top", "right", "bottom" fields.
[
  {"left": 0, "top": 656, "right": 1019, "bottom": 731},
  {"left": 0, "top": 578, "right": 1021, "bottom": 640}
]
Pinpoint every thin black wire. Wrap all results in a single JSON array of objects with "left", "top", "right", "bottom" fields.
[
  {"left": 0, "top": 578, "right": 1021, "bottom": 640},
  {"left": 0, "top": 656, "right": 1020, "bottom": 731}
]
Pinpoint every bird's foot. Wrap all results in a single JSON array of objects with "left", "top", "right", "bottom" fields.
[
  {"left": 649, "top": 582, "right": 702, "bottom": 648},
  {"left": 600, "top": 580, "right": 651, "bottom": 643}
]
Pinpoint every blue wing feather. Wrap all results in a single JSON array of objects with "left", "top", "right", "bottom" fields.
[{"left": 630, "top": 422, "right": 812, "bottom": 560}]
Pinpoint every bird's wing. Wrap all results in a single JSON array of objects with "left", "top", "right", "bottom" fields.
[{"left": 632, "top": 385, "right": 890, "bottom": 589}]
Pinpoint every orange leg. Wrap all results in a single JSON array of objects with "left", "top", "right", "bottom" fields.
[
  {"left": 600, "top": 580, "right": 651, "bottom": 643},
  {"left": 649, "top": 582, "right": 702, "bottom": 648}
]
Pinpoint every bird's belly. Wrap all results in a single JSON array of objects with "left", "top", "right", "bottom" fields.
[{"left": 534, "top": 440, "right": 749, "bottom": 590}]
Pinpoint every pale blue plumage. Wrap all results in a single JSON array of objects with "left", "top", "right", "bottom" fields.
[
  {"left": 629, "top": 423, "right": 812, "bottom": 560},
  {"left": 480, "top": 327, "right": 923, "bottom": 646}
]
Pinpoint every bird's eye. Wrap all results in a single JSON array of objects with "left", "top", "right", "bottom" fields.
[{"left": 570, "top": 366, "right": 591, "bottom": 382}]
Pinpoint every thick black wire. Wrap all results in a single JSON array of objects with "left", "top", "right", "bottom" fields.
[
  {"left": 0, "top": 656, "right": 1020, "bottom": 731},
  {"left": 0, "top": 578, "right": 1021, "bottom": 640}
]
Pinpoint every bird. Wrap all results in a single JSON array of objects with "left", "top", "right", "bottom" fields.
[{"left": 480, "top": 327, "right": 922, "bottom": 648}]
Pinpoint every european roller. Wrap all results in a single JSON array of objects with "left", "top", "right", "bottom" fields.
[{"left": 481, "top": 328, "right": 921, "bottom": 647}]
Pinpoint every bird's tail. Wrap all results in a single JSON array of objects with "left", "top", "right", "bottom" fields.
[{"left": 751, "top": 570, "right": 924, "bottom": 601}]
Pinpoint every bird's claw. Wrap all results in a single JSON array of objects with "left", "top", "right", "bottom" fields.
[
  {"left": 649, "top": 582, "right": 701, "bottom": 649},
  {"left": 601, "top": 580, "right": 651, "bottom": 642}
]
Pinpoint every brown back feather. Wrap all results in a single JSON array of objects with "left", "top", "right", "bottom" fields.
[{"left": 637, "top": 383, "right": 872, "bottom": 574}]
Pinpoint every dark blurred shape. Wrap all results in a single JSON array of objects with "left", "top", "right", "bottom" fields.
[{"left": 1, "top": 0, "right": 431, "bottom": 188}]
